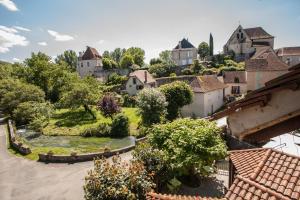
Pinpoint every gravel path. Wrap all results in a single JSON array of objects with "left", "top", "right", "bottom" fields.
[{"left": 0, "top": 117, "right": 132, "bottom": 200}]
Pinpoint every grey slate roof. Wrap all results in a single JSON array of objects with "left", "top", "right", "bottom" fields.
[{"left": 174, "top": 38, "right": 195, "bottom": 49}]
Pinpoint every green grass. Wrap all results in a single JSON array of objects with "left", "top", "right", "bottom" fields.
[{"left": 43, "top": 107, "right": 140, "bottom": 136}]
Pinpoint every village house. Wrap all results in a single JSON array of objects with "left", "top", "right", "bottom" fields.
[
  {"left": 223, "top": 25, "right": 274, "bottom": 62},
  {"left": 245, "top": 46, "right": 289, "bottom": 91},
  {"left": 77, "top": 46, "right": 103, "bottom": 78},
  {"left": 276, "top": 46, "right": 300, "bottom": 67},
  {"left": 171, "top": 38, "right": 197, "bottom": 67},
  {"left": 220, "top": 71, "right": 247, "bottom": 96},
  {"left": 125, "top": 70, "right": 156, "bottom": 96},
  {"left": 181, "top": 75, "right": 228, "bottom": 118}
]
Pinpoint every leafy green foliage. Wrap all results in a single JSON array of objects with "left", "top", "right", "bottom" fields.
[
  {"left": 181, "top": 68, "right": 193, "bottom": 75},
  {"left": 148, "top": 63, "right": 174, "bottom": 78},
  {"left": 106, "top": 73, "right": 127, "bottom": 86},
  {"left": 111, "top": 113, "right": 129, "bottom": 137},
  {"left": 191, "top": 59, "right": 204, "bottom": 74},
  {"left": 55, "top": 50, "right": 78, "bottom": 71},
  {"left": 136, "top": 88, "right": 167, "bottom": 126},
  {"left": 148, "top": 118, "right": 227, "bottom": 176},
  {"left": 125, "top": 47, "right": 145, "bottom": 67},
  {"left": 84, "top": 156, "right": 154, "bottom": 200},
  {"left": 159, "top": 50, "right": 174, "bottom": 65},
  {"left": 198, "top": 42, "right": 210, "bottom": 60},
  {"left": 80, "top": 123, "right": 111, "bottom": 137},
  {"left": 122, "top": 94, "right": 137, "bottom": 107},
  {"left": 209, "top": 33, "right": 214, "bottom": 56},
  {"left": 149, "top": 58, "right": 163, "bottom": 65},
  {"left": 97, "top": 94, "right": 121, "bottom": 118},
  {"left": 160, "top": 81, "right": 193, "bottom": 121},
  {"left": 120, "top": 54, "right": 134, "bottom": 68}
]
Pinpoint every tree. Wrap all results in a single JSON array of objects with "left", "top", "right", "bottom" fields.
[
  {"left": 55, "top": 50, "right": 78, "bottom": 71},
  {"left": 136, "top": 88, "right": 167, "bottom": 126},
  {"left": 149, "top": 58, "right": 163, "bottom": 65},
  {"left": 97, "top": 94, "right": 121, "bottom": 118},
  {"left": 148, "top": 63, "right": 173, "bottom": 78},
  {"left": 160, "top": 81, "right": 193, "bottom": 120},
  {"left": 125, "top": 47, "right": 145, "bottom": 66},
  {"left": 159, "top": 50, "right": 174, "bottom": 65},
  {"left": 111, "top": 113, "right": 129, "bottom": 137},
  {"left": 102, "top": 50, "right": 111, "bottom": 59},
  {"left": 0, "top": 79, "right": 45, "bottom": 114},
  {"left": 106, "top": 73, "right": 127, "bottom": 86},
  {"left": 111, "top": 48, "right": 126, "bottom": 64},
  {"left": 198, "top": 42, "right": 209, "bottom": 60},
  {"left": 102, "top": 58, "right": 113, "bottom": 70},
  {"left": 120, "top": 54, "right": 134, "bottom": 68},
  {"left": 84, "top": 156, "right": 154, "bottom": 200},
  {"left": 192, "top": 59, "right": 204, "bottom": 74},
  {"left": 209, "top": 33, "right": 214, "bottom": 56},
  {"left": 149, "top": 118, "right": 227, "bottom": 177},
  {"left": 59, "top": 81, "right": 100, "bottom": 119}
]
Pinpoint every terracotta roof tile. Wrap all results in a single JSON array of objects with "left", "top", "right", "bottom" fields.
[
  {"left": 146, "top": 192, "right": 224, "bottom": 200},
  {"left": 222, "top": 71, "right": 246, "bottom": 84},
  {"left": 129, "top": 70, "right": 156, "bottom": 84},
  {"left": 81, "top": 46, "right": 102, "bottom": 60},
  {"left": 243, "top": 27, "right": 273, "bottom": 39},
  {"left": 276, "top": 46, "right": 300, "bottom": 56},
  {"left": 190, "top": 75, "right": 228, "bottom": 93}
]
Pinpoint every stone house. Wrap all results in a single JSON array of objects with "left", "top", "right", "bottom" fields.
[
  {"left": 181, "top": 75, "right": 228, "bottom": 118},
  {"left": 246, "top": 46, "right": 289, "bottom": 91},
  {"left": 171, "top": 38, "right": 197, "bottom": 67},
  {"left": 223, "top": 25, "right": 274, "bottom": 62},
  {"left": 77, "top": 46, "right": 103, "bottom": 78},
  {"left": 125, "top": 70, "right": 156, "bottom": 96},
  {"left": 276, "top": 46, "right": 300, "bottom": 67},
  {"left": 220, "top": 71, "right": 247, "bottom": 96}
]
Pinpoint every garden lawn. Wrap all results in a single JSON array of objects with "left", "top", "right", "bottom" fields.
[{"left": 43, "top": 107, "right": 140, "bottom": 136}]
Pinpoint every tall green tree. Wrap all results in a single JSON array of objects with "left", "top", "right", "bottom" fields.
[
  {"left": 198, "top": 42, "right": 209, "bottom": 60},
  {"left": 125, "top": 47, "right": 145, "bottom": 66},
  {"left": 120, "top": 54, "right": 134, "bottom": 68},
  {"left": 160, "top": 81, "right": 193, "bottom": 120},
  {"left": 111, "top": 48, "right": 126, "bottom": 64},
  {"left": 55, "top": 50, "right": 78, "bottom": 71},
  {"left": 159, "top": 50, "right": 174, "bottom": 65},
  {"left": 209, "top": 33, "right": 214, "bottom": 56}
]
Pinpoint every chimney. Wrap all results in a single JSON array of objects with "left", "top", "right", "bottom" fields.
[{"left": 144, "top": 71, "right": 147, "bottom": 83}]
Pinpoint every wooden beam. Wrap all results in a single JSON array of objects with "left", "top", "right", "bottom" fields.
[{"left": 239, "top": 109, "right": 300, "bottom": 140}]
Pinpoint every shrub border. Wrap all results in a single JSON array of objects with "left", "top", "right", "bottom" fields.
[{"left": 7, "top": 120, "right": 32, "bottom": 155}]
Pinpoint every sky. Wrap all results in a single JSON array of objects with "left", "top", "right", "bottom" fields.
[{"left": 0, "top": 0, "right": 300, "bottom": 63}]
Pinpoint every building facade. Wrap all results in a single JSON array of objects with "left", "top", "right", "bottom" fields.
[
  {"left": 171, "top": 38, "right": 197, "bottom": 67},
  {"left": 245, "top": 47, "right": 289, "bottom": 91},
  {"left": 223, "top": 25, "right": 274, "bottom": 62},
  {"left": 221, "top": 71, "right": 247, "bottom": 96},
  {"left": 276, "top": 46, "right": 300, "bottom": 67},
  {"left": 77, "top": 46, "right": 103, "bottom": 78},
  {"left": 125, "top": 70, "right": 156, "bottom": 96},
  {"left": 181, "top": 75, "right": 227, "bottom": 118}
]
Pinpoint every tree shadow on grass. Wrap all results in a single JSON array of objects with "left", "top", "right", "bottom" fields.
[{"left": 54, "top": 109, "right": 98, "bottom": 127}]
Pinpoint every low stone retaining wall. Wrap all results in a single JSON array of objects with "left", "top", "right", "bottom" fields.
[
  {"left": 38, "top": 145, "right": 135, "bottom": 163},
  {"left": 7, "top": 120, "right": 31, "bottom": 155},
  {"left": 38, "top": 136, "right": 148, "bottom": 163}
]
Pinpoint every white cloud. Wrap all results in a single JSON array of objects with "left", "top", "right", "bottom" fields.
[
  {"left": 98, "top": 40, "right": 105, "bottom": 44},
  {"left": 13, "top": 26, "right": 31, "bottom": 32},
  {"left": 12, "top": 57, "right": 20, "bottom": 62},
  {"left": 0, "top": 0, "right": 18, "bottom": 11},
  {"left": 38, "top": 41, "right": 47, "bottom": 46},
  {"left": 0, "top": 25, "right": 29, "bottom": 53},
  {"left": 47, "top": 30, "right": 74, "bottom": 41}
]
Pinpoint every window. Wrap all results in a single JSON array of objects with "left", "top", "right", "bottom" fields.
[
  {"left": 87, "top": 62, "right": 90, "bottom": 67},
  {"left": 81, "top": 63, "right": 83, "bottom": 67},
  {"left": 241, "top": 33, "right": 244, "bottom": 39},
  {"left": 237, "top": 34, "right": 239, "bottom": 39},
  {"left": 232, "top": 86, "right": 240, "bottom": 94},
  {"left": 234, "top": 77, "right": 240, "bottom": 83},
  {"left": 133, "top": 78, "right": 136, "bottom": 84},
  {"left": 136, "top": 85, "right": 144, "bottom": 90}
]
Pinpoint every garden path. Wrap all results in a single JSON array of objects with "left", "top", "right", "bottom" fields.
[{"left": 0, "top": 116, "right": 133, "bottom": 200}]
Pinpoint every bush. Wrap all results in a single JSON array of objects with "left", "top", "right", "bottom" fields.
[
  {"left": 122, "top": 94, "right": 137, "bottom": 107},
  {"left": 97, "top": 94, "right": 121, "bottom": 118},
  {"left": 181, "top": 68, "right": 193, "bottom": 75},
  {"left": 136, "top": 88, "right": 167, "bottom": 126},
  {"left": 148, "top": 63, "right": 174, "bottom": 78},
  {"left": 84, "top": 156, "right": 154, "bottom": 200},
  {"left": 111, "top": 113, "right": 129, "bottom": 137},
  {"left": 80, "top": 123, "right": 111, "bottom": 137}
]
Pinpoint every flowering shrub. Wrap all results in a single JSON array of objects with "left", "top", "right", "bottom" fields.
[
  {"left": 84, "top": 156, "right": 154, "bottom": 200},
  {"left": 97, "top": 94, "right": 121, "bottom": 118}
]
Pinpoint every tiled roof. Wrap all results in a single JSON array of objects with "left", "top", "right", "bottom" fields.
[
  {"left": 228, "top": 148, "right": 300, "bottom": 200},
  {"left": 246, "top": 47, "right": 289, "bottom": 71},
  {"left": 243, "top": 27, "right": 273, "bottom": 39},
  {"left": 81, "top": 46, "right": 102, "bottom": 60},
  {"left": 223, "top": 71, "right": 246, "bottom": 84},
  {"left": 129, "top": 70, "right": 156, "bottom": 84},
  {"left": 276, "top": 47, "right": 300, "bottom": 56},
  {"left": 147, "top": 192, "right": 225, "bottom": 200},
  {"left": 190, "top": 75, "right": 228, "bottom": 93},
  {"left": 174, "top": 38, "right": 195, "bottom": 49}
]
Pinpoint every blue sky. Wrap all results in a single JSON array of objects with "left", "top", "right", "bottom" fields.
[{"left": 0, "top": 0, "right": 299, "bottom": 63}]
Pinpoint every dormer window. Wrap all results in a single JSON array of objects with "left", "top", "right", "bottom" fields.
[
  {"left": 241, "top": 33, "right": 244, "bottom": 39},
  {"left": 237, "top": 34, "right": 240, "bottom": 39},
  {"left": 133, "top": 78, "right": 136, "bottom": 84}
]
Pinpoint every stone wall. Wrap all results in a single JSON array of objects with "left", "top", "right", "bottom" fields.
[{"left": 7, "top": 120, "right": 31, "bottom": 155}]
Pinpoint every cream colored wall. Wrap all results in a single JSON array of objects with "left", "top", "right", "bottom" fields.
[
  {"left": 181, "top": 88, "right": 225, "bottom": 118},
  {"left": 77, "top": 59, "right": 102, "bottom": 77},
  {"left": 227, "top": 89, "right": 300, "bottom": 139},
  {"left": 246, "top": 71, "right": 288, "bottom": 91},
  {"left": 172, "top": 48, "right": 197, "bottom": 66},
  {"left": 125, "top": 77, "right": 154, "bottom": 96}
]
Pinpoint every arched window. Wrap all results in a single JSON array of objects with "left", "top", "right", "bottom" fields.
[
  {"left": 237, "top": 33, "right": 239, "bottom": 39},
  {"left": 234, "top": 77, "right": 240, "bottom": 83}
]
